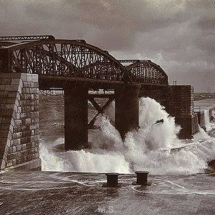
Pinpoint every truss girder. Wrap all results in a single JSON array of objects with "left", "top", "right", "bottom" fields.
[
  {"left": 1, "top": 40, "right": 127, "bottom": 83},
  {"left": 0, "top": 39, "right": 169, "bottom": 86},
  {"left": 120, "top": 60, "right": 168, "bottom": 85}
]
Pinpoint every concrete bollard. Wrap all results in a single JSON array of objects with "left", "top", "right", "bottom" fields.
[
  {"left": 135, "top": 171, "right": 149, "bottom": 185},
  {"left": 105, "top": 173, "right": 119, "bottom": 187}
]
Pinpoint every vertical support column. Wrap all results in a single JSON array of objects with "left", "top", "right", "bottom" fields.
[
  {"left": 115, "top": 84, "right": 140, "bottom": 140},
  {"left": 64, "top": 85, "right": 88, "bottom": 150},
  {"left": 0, "top": 49, "right": 11, "bottom": 73}
]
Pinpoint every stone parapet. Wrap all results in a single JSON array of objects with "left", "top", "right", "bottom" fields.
[{"left": 0, "top": 73, "right": 41, "bottom": 170}]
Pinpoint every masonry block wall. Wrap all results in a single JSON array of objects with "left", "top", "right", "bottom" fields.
[
  {"left": 166, "top": 85, "right": 199, "bottom": 139},
  {"left": 0, "top": 73, "right": 41, "bottom": 170}
]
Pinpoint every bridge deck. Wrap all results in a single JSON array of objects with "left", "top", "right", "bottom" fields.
[{"left": 0, "top": 171, "right": 215, "bottom": 215}]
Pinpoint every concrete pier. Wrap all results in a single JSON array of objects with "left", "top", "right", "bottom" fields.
[
  {"left": 64, "top": 85, "right": 88, "bottom": 150},
  {"left": 115, "top": 84, "right": 140, "bottom": 139}
]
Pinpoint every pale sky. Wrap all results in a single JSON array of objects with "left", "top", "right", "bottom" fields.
[{"left": 0, "top": 0, "right": 215, "bottom": 92}]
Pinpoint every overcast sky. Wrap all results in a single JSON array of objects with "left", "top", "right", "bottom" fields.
[{"left": 0, "top": 0, "right": 214, "bottom": 92}]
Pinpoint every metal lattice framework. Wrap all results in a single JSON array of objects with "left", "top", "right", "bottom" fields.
[
  {"left": 0, "top": 40, "right": 129, "bottom": 81},
  {"left": 0, "top": 40, "right": 128, "bottom": 83},
  {"left": 120, "top": 60, "right": 168, "bottom": 85},
  {"left": 0, "top": 36, "right": 168, "bottom": 86}
]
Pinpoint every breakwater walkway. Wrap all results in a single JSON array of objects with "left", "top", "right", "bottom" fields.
[{"left": 0, "top": 171, "right": 215, "bottom": 215}]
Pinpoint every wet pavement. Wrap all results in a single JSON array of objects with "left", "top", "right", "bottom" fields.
[{"left": 0, "top": 171, "right": 215, "bottom": 214}]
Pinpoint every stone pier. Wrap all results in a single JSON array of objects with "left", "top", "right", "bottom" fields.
[
  {"left": 139, "top": 85, "right": 199, "bottom": 139},
  {"left": 0, "top": 73, "right": 41, "bottom": 170},
  {"left": 166, "top": 85, "right": 199, "bottom": 139}
]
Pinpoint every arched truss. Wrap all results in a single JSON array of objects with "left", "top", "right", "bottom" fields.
[
  {"left": 120, "top": 60, "right": 168, "bottom": 85},
  {"left": 0, "top": 40, "right": 129, "bottom": 83},
  {"left": 0, "top": 37, "right": 169, "bottom": 86}
]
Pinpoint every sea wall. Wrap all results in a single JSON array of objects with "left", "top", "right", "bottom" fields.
[{"left": 0, "top": 73, "right": 41, "bottom": 170}]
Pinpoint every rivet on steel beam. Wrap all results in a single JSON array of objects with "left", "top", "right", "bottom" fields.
[
  {"left": 105, "top": 173, "right": 119, "bottom": 187},
  {"left": 135, "top": 171, "right": 149, "bottom": 185}
]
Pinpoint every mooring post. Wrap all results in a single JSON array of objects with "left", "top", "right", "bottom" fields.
[
  {"left": 135, "top": 171, "right": 149, "bottom": 185},
  {"left": 115, "top": 84, "right": 140, "bottom": 140},
  {"left": 64, "top": 85, "right": 88, "bottom": 150},
  {"left": 105, "top": 173, "right": 119, "bottom": 187}
]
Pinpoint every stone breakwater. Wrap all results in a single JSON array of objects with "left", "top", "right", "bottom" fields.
[{"left": 0, "top": 73, "right": 40, "bottom": 170}]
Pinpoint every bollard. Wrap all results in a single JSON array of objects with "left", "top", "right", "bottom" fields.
[
  {"left": 105, "top": 173, "right": 119, "bottom": 187},
  {"left": 135, "top": 171, "right": 149, "bottom": 185}
]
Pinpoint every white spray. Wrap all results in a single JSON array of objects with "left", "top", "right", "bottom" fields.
[{"left": 39, "top": 97, "right": 215, "bottom": 175}]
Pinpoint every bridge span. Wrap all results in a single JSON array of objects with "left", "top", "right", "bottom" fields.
[{"left": 0, "top": 35, "right": 198, "bottom": 170}]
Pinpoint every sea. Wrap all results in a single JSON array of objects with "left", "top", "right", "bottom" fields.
[{"left": 39, "top": 93, "right": 215, "bottom": 175}]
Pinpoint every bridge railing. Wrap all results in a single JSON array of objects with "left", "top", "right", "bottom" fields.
[{"left": 0, "top": 35, "right": 55, "bottom": 41}]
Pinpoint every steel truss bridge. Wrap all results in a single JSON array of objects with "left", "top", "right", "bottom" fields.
[{"left": 0, "top": 35, "right": 168, "bottom": 88}]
